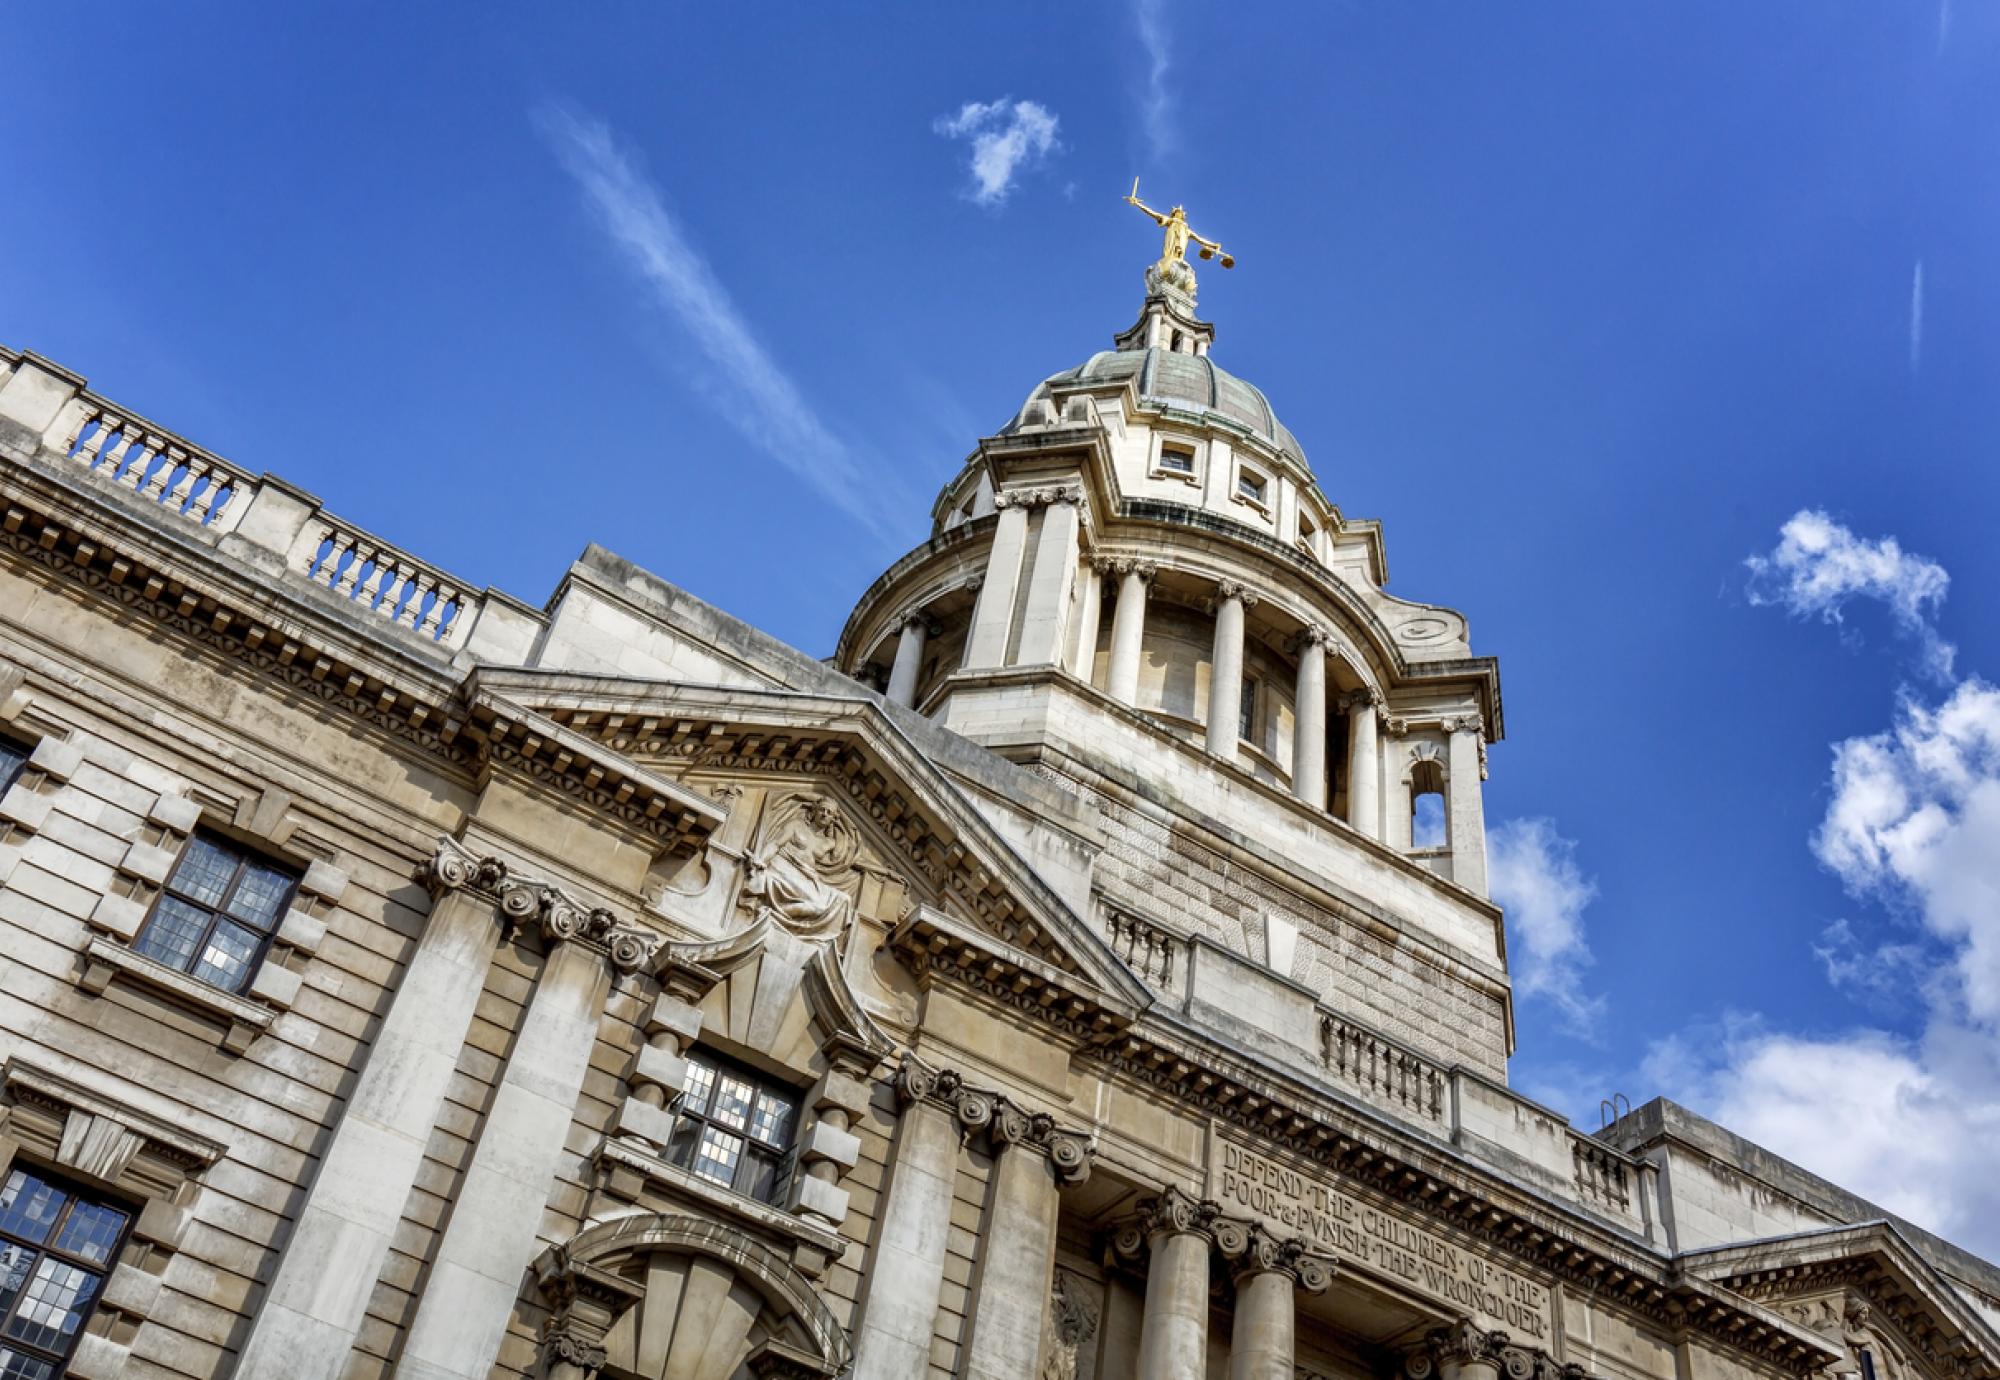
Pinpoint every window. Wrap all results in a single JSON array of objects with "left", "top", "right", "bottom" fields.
[
  {"left": 1236, "top": 468, "right": 1268, "bottom": 507},
  {"left": 1238, "top": 676, "right": 1257, "bottom": 743},
  {"left": 0, "top": 1166, "right": 129, "bottom": 1379},
  {"left": 1297, "top": 514, "right": 1319, "bottom": 560},
  {"left": 1158, "top": 444, "right": 1195, "bottom": 476},
  {"left": 665, "top": 1050, "right": 800, "bottom": 1206},
  {"left": 131, "top": 832, "right": 298, "bottom": 994},
  {"left": 0, "top": 740, "right": 26, "bottom": 798}
]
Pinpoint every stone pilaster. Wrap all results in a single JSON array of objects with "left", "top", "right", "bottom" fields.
[
  {"left": 1015, "top": 487, "right": 1084, "bottom": 667},
  {"left": 1447, "top": 715, "right": 1488, "bottom": 894},
  {"left": 1345, "top": 688, "right": 1382, "bottom": 840},
  {"left": 234, "top": 838, "right": 509, "bottom": 1380},
  {"left": 966, "top": 496, "right": 1032, "bottom": 667},
  {"left": 397, "top": 880, "right": 660, "bottom": 1380},
  {"left": 961, "top": 1099, "right": 1094, "bottom": 1380},
  {"left": 1069, "top": 556, "right": 1104, "bottom": 680}
]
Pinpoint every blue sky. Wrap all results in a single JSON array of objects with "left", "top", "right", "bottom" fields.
[{"left": 8, "top": 5, "right": 2000, "bottom": 1252}]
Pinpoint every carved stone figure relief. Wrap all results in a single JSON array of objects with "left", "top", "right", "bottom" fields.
[
  {"left": 741, "top": 792, "right": 863, "bottom": 942},
  {"left": 1038, "top": 1267, "right": 1102, "bottom": 1380}
]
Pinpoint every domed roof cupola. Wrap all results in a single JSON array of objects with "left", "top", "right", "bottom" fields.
[{"left": 835, "top": 195, "right": 1504, "bottom": 900}]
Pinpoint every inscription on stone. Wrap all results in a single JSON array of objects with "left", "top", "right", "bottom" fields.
[{"left": 1211, "top": 1138, "right": 1552, "bottom": 1340}]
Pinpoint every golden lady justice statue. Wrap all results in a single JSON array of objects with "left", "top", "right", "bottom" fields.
[{"left": 1126, "top": 178, "right": 1235, "bottom": 270}]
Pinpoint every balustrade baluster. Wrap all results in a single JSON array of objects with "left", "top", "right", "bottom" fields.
[
  {"left": 398, "top": 574, "right": 435, "bottom": 629},
  {"left": 310, "top": 531, "right": 344, "bottom": 587},
  {"left": 357, "top": 557, "right": 392, "bottom": 613},
  {"left": 118, "top": 434, "right": 156, "bottom": 490},
  {"left": 143, "top": 444, "right": 184, "bottom": 501},
  {"left": 73, "top": 414, "right": 119, "bottom": 471},
  {"left": 333, "top": 543, "right": 372, "bottom": 599},
  {"left": 165, "top": 454, "right": 201, "bottom": 512},
  {"left": 419, "top": 585, "right": 453, "bottom": 639},
  {"left": 188, "top": 470, "right": 224, "bottom": 523}
]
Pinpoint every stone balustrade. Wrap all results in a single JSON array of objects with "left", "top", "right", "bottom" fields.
[
  {"left": 1105, "top": 908, "right": 1184, "bottom": 994},
  {"left": 57, "top": 397, "right": 255, "bottom": 534},
  {"left": 1319, "top": 1013, "right": 1447, "bottom": 1126},
  {"left": 0, "top": 348, "right": 492, "bottom": 652},
  {"left": 294, "top": 512, "right": 476, "bottom": 644},
  {"left": 1570, "top": 1133, "right": 1636, "bottom": 1216}
]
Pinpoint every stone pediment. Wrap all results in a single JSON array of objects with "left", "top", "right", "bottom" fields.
[
  {"left": 475, "top": 670, "right": 1152, "bottom": 1020},
  {"left": 1682, "top": 1222, "right": 2000, "bottom": 1380}
]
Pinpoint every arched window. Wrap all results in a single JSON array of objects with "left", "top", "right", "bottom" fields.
[{"left": 1410, "top": 755, "right": 1447, "bottom": 849}]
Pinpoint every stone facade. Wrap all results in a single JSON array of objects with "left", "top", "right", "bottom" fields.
[{"left": 0, "top": 266, "right": 1994, "bottom": 1380}]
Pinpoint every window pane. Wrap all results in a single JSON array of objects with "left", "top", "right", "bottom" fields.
[
  {"left": 690, "top": 1126, "right": 743, "bottom": 1187},
  {"left": 133, "top": 897, "right": 210, "bottom": 974},
  {"left": 680, "top": 1061, "right": 715, "bottom": 1117},
  {"left": 2, "top": 1256, "right": 100, "bottom": 1353},
  {"left": 749, "top": 1092, "right": 794, "bottom": 1149},
  {"left": 711, "top": 1075, "right": 754, "bottom": 1132},
  {"left": 0, "top": 1174, "right": 64, "bottom": 1246},
  {"left": 0, "top": 742, "right": 26, "bottom": 797},
  {"left": 226, "top": 863, "right": 293, "bottom": 929},
  {"left": 51, "top": 1201, "right": 127, "bottom": 1269},
  {"left": 663, "top": 1115, "right": 704, "bottom": 1172},
  {"left": 169, "top": 836, "right": 238, "bottom": 906},
  {"left": 739, "top": 1147, "right": 782, "bottom": 1204},
  {"left": 0, "top": 1244, "right": 35, "bottom": 1321},
  {"left": 190, "top": 919, "right": 260, "bottom": 992},
  {"left": 0, "top": 1344, "right": 58, "bottom": 1380}
]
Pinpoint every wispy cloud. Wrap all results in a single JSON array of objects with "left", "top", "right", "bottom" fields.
[
  {"left": 536, "top": 105, "right": 896, "bottom": 538},
  {"left": 933, "top": 99, "right": 1060, "bottom": 206},
  {"left": 1745, "top": 508, "right": 1954, "bottom": 678},
  {"left": 1910, "top": 259, "right": 1926, "bottom": 374},
  {"left": 1489, "top": 818, "right": 1605, "bottom": 1035},
  {"left": 1132, "top": 0, "right": 1175, "bottom": 161}
]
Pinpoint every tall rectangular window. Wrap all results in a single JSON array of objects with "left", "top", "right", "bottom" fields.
[
  {"left": 131, "top": 832, "right": 298, "bottom": 994},
  {"left": 0, "top": 1166, "right": 129, "bottom": 1379},
  {"left": 1239, "top": 676, "right": 1257, "bottom": 743},
  {"left": 665, "top": 1050, "right": 800, "bottom": 1206}
]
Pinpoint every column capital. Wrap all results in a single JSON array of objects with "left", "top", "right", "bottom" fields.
[
  {"left": 1403, "top": 1322, "right": 1588, "bottom": 1380},
  {"left": 994, "top": 483, "right": 1084, "bottom": 510},
  {"left": 416, "top": 835, "right": 509, "bottom": 899},
  {"left": 891, "top": 609, "right": 941, "bottom": 637},
  {"left": 1111, "top": 1184, "right": 1218, "bottom": 1262},
  {"left": 1289, "top": 623, "right": 1331, "bottom": 654},
  {"left": 1341, "top": 686, "right": 1383, "bottom": 713},
  {"left": 989, "top": 1097, "right": 1095, "bottom": 1186},
  {"left": 1098, "top": 556, "right": 1157, "bottom": 582},
  {"left": 1218, "top": 1221, "right": 1335, "bottom": 1294},
  {"left": 1211, "top": 579, "right": 1260, "bottom": 611},
  {"left": 497, "top": 878, "right": 660, "bottom": 973},
  {"left": 1446, "top": 713, "right": 1486, "bottom": 739}
]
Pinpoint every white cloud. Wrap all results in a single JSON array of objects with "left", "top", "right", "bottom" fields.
[
  {"left": 1132, "top": 0, "right": 1175, "bottom": 161},
  {"left": 1643, "top": 1019, "right": 2000, "bottom": 1255},
  {"left": 1651, "top": 518, "right": 2000, "bottom": 1258},
  {"left": 1489, "top": 818, "right": 1604, "bottom": 1035},
  {"left": 536, "top": 105, "right": 896, "bottom": 538},
  {"left": 1744, "top": 508, "right": 1954, "bottom": 677},
  {"left": 1816, "top": 678, "right": 2000, "bottom": 1023},
  {"left": 933, "top": 99, "right": 1060, "bottom": 206}
]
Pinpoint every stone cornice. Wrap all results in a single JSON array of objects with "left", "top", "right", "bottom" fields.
[{"left": 0, "top": 470, "right": 722, "bottom": 853}]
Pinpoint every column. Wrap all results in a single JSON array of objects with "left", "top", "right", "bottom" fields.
[
  {"left": 1384, "top": 720, "right": 1412, "bottom": 851},
  {"left": 396, "top": 886, "right": 634, "bottom": 1380},
  {"left": 885, "top": 613, "right": 932, "bottom": 708},
  {"left": 1447, "top": 715, "right": 1489, "bottom": 894},
  {"left": 850, "top": 1058, "right": 971, "bottom": 1379},
  {"left": 1407, "top": 1322, "right": 1512, "bottom": 1380},
  {"left": 1206, "top": 582, "right": 1255, "bottom": 761},
  {"left": 960, "top": 1104, "right": 1094, "bottom": 1380},
  {"left": 1290, "top": 627, "right": 1328, "bottom": 809},
  {"left": 1345, "top": 689, "right": 1381, "bottom": 840},
  {"left": 235, "top": 840, "right": 507, "bottom": 1380},
  {"left": 1068, "top": 558, "right": 1104, "bottom": 682},
  {"left": 965, "top": 493, "right": 1032, "bottom": 667},
  {"left": 1224, "top": 1226, "right": 1333, "bottom": 1380},
  {"left": 1115, "top": 1187, "right": 1214, "bottom": 1380},
  {"left": 1015, "top": 488, "right": 1082, "bottom": 666},
  {"left": 1104, "top": 561, "right": 1155, "bottom": 705}
]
